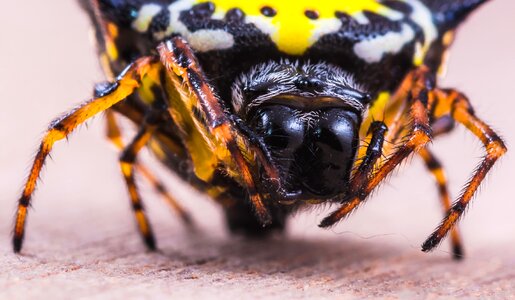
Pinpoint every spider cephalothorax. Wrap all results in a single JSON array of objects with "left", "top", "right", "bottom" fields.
[
  {"left": 232, "top": 60, "right": 369, "bottom": 200},
  {"left": 13, "top": 0, "right": 506, "bottom": 261}
]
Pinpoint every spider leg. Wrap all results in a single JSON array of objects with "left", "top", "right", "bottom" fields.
[
  {"left": 320, "top": 66, "right": 433, "bottom": 227},
  {"left": 422, "top": 89, "right": 507, "bottom": 252},
  {"left": 119, "top": 117, "right": 158, "bottom": 249},
  {"left": 158, "top": 37, "right": 274, "bottom": 225},
  {"left": 105, "top": 110, "right": 193, "bottom": 227},
  {"left": 13, "top": 57, "right": 155, "bottom": 253},
  {"left": 345, "top": 121, "right": 389, "bottom": 202},
  {"left": 419, "top": 147, "right": 464, "bottom": 259}
]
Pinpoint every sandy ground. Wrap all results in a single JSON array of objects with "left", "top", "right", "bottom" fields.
[{"left": 1, "top": 1, "right": 515, "bottom": 299}]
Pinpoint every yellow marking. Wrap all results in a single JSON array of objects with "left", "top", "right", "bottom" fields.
[
  {"left": 133, "top": 4, "right": 162, "bottom": 32},
  {"left": 433, "top": 169, "right": 446, "bottom": 184},
  {"left": 437, "top": 31, "right": 455, "bottom": 77},
  {"left": 148, "top": 140, "right": 167, "bottom": 160},
  {"left": 207, "top": 0, "right": 403, "bottom": 55},
  {"left": 357, "top": 92, "right": 390, "bottom": 165},
  {"left": 369, "top": 92, "right": 390, "bottom": 121},
  {"left": 137, "top": 63, "right": 162, "bottom": 104},
  {"left": 121, "top": 162, "right": 132, "bottom": 177},
  {"left": 106, "top": 22, "right": 119, "bottom": 61},
  {"left": 361, "top": 92, "right": 391, "bottom": 135},
  {"left": 442, "top": 30, "right": 455, "bottom": 47},
  {"left": 164, "top": 73, "right": 220, "bottom": 182},
  {"left": 135, "top": 211, "right": 150, "bottom": 235},
  {"left": 47, "top": 129, "right": 66, "bottom": 141},
  {"left": 206, "top": 186, "right": 227, "bottom": 198},
  {"left": 15, "top": 206, "right": 27, "bottom": 231}
]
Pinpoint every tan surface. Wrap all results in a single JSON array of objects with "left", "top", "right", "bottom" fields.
[{"left": 1, "top": 1, "right": 515, "bottom": 299}]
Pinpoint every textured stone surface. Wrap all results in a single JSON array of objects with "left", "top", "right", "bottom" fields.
[{"left": 1, "top": 1, "right": 515, "bottom": 299}]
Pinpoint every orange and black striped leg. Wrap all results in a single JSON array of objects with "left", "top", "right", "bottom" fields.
[
  {"left": 12, "top": 57, "right": 154, "bottom": 253},
  {"left": 419, "top": 147, "right": 464, "bottom": 260},
  {"left": 105, "top": 110, "right": 193, "bottom": 227},
  {"left": 320, "top": 66, "right": 433, "bottom": 227},
  {"left": 119, "top": 120, "right": 158, "bottom": 250},
  {"left": 158, "top": 37, "right": 272, "bottom": 225},
  {"left": 422, "top": 90, "right": 507, "bottom": 252}
]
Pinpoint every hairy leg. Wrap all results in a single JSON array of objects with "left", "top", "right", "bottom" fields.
[
  {"left": 13, "top": 57, "right": 155, "bottom": 252},
  {"left": 419, "top": 147, "right": 464, "bottom": 259},
  {"left": 422, "top": 89, "right": 507, "bottom": 252},
  {"left": 320, "top": 66, "right": 434, "bottom": 227},
  {"left": 158, "top": 37, "right": 276, "bottom": 225}
]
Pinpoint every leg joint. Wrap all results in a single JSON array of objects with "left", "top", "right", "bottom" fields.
[
  {"left": 120, "top": 150, "right": 136, "bottom": 163},
  {"left": 452, "top": 202, "right": 466, "bottom": 213},
  {"left": 132, "top": 202, "right": 144, "bottom": 211},
  {"left": 19, "top": 196, "right": 30, "bottom": 207},
  {"left": 487, "top": 139, "right": 507, "bottom": 158},
  {"left": 408, "top": 126, "right": 432, "bottom": 149}
]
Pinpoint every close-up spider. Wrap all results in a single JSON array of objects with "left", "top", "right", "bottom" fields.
[
  {"left": 2, "top": 0, "right": 514, "bottom": 298},
  {"left": 11, "top": 0, "right": 507, "bottom": 258}
]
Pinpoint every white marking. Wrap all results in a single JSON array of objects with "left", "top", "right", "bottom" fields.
[
  {"left": 245, "top": 15, "right": 277, "bottom": 36},
  {"left": 352, "top": 12, "right": 370, "bottom": 25},
  {"left": 403, "top": 0, "right": 438, "bottom": 64},
  {"left": 164, "top": 0, "right": 195, "bottom": 38},
  {"left": 138, "top": 0, "right": 437, "bottom": 61},
  {"left": 211, "top": 10, "right": 226, "bottom": 20},
  {"left": 353, "top": 24, "right": 415, "bottom": 63},
  {"left": 153, "top": 0, "right": 236, "bottom": 52},
  {"left": 381, "top": 8, "right": 405, "bottom": 21},
  {"left": 188, "top": 29, "right": 234, "bottom": 51},
  {"left": 310, "top": 19, "right": 343, "bottom": 45},
  {"left": 133, "top": 4, "right": 162, "bottom": 32},
  {"left": 351, "top": 0, "right": 438, "bottom": 64}
]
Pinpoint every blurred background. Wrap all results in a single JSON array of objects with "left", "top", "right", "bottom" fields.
[{"left": 1, "top": 1, "right": 514, "bottom": 298}]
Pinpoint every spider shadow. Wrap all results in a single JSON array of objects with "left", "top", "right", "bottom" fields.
[{"left": 153, "top": 229, "right": 435, "bottom": 280}]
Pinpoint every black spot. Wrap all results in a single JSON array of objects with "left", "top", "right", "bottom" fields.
[
  {"left": 191, "top": 2, "right": 216, "bottom": 18},
  {"left": 260, "top": 6, "right": 277, "bottom": 17},
  {"left": 226, "top": 8, "right": 245, "bottom": 22},
  {"left": 149, "top": 8, "right": 170, "bottom": 34},
  {"left": 381, "top": 0, "right": 413, "bottom": 15},
  {"left": 305, "top": 10, "right": 319, "bottom": 20},
  {"left": 334, "top": 11, "right": 352, "bottom": 20}
]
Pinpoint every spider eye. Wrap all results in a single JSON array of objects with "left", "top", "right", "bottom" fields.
[
  {"left": 306, "top": 108, "right": 359, "bottom": 195},
  {"left": 249, "top": 105, "right": 305, "bottom": 153}
]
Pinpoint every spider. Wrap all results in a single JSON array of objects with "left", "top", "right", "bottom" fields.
[{"left": 13, "top": 0, "right": 506, "bottom": 260}]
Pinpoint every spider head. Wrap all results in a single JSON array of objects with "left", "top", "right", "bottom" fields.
[{"left": 232, "top": 60, "right": 370, "bottom": 201}]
